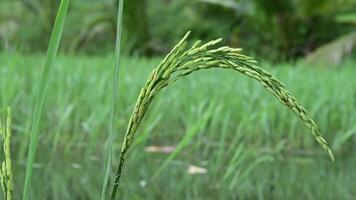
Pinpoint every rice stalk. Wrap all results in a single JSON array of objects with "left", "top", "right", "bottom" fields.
[
  {"left": 0, "top": 107, "right": 13, "bottom": 200},
  {"left": 111, "top": 31, "right": 334, "bottom": 199},
  {"left": 22, "top": 0, "right": 70, "bottom": 199},
  {"left": 100, "top": 0, "right": 125, "bottom": 199}
]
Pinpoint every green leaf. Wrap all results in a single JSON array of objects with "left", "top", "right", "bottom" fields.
[
  {"left": 100, "top": 0, "right": 124, "bottom": 199},
  {"left": 22, "top": 1, "right": 69, "bottom": 199}
]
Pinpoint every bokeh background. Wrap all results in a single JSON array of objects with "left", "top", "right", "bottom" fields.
[{"left": 0, "top": 0, "right": 356, "bottom": 199}]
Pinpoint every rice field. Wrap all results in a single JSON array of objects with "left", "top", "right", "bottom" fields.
[{"left": 0, "top": 53, "right": 355, "bottom": 199}]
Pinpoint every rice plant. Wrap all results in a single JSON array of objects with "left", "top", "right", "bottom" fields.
[
  {"left": 0, "top": 107, "right": 13, "bottom": 200},
  {"left": 111, "top": 31, "right": 334, "bottom": 199},
  {"left": 22, "top": 0, "right": 70, "bottom": 199}
]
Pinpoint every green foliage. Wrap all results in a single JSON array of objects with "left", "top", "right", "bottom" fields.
[
  {"left": 142, "top": 0, "right": 356, "bottom": 59},
  {"left": 148, "top": 0, "right": 235, "bottom": 49},
  {"left": 237, "top": 0, "right": 355, "bottom": 59},
  {"left": 67, "top": 2, "right": 117, "bottom": 54},
  {"left": 122, "top": 0, "right": 151, "bottom": 54},
  {"left": 1, "top": 0, "right": 355, "bottom": 59}
]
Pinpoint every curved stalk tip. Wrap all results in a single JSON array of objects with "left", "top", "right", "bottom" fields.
[{"left": 110, "top": 31, "right": 334, "bottom": 199}]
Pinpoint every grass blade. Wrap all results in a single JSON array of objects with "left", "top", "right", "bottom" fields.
[
  {"left": 22, "top": 1, "right": 70, "bottom": 199},
  {"left": 101, "top": 0, "right": 125, "bottom": 199}
]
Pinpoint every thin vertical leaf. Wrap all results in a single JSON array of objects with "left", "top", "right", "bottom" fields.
[
  {"left": 22, "top": 1, "right": 70, "bottom": 199},
  {"left": 101, "top": 0, "right": 124, "bottom": 199}
]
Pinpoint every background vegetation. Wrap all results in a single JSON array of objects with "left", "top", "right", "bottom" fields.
[
  {"left": 1, "top": 0, "right": 356, "bottom": 60},
  {"left": 0, "top": 0, "right": 356, "bottom": 199}
]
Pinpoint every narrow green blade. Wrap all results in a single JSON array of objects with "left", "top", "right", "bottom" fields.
[
  {"left": 100, "top": 0, "right": 125, "bottom": 199},
  {"left": 22, "top": 1, "right": 70, "bottom": 199}
]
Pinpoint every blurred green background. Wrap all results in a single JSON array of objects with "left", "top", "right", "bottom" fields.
[
  {"left": 2, "top": 0, "right": 356, "bottom": 60},
  {"left": 0, "top": 0, "right": 356, "bottom": 199}
]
